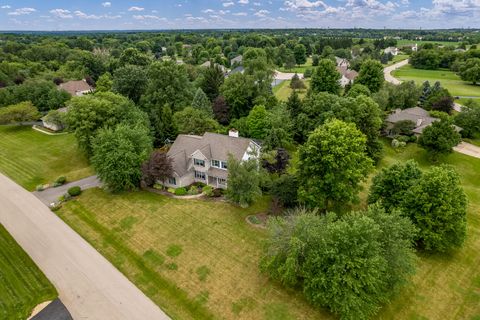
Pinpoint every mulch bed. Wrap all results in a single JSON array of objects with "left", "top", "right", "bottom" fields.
[{"left": 245, "top": 213, "right": 269, "bottom": 229}]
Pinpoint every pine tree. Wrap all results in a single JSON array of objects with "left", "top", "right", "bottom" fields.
[{"left": 192, "top": 88, "right": 213, "bottom": 116}]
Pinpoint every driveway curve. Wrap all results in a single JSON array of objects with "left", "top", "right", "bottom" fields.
[
  {"left": 384, "top": 59, "right": 409, "bottom": 84},
  {"left": 0, "top": 173, "right": 169, "bottom": 320}
]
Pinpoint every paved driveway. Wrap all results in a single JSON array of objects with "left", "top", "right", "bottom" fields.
[
  {"left": 0, "top": 173, "right": 170, "bottom": 320},
  {"left": 384, "top": 59, "right": 409, "bottom": 85},
  {"left": 454, "top": 142, "right": 480, "bottom": 159},
  {"left": 33, "top": 175, "right": 101, "bottom": 206}
]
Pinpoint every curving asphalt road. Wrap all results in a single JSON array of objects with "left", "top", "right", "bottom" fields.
[
  {"left": 0, "top": 173, "right": 170, "bottom": 320},
  {"left": 384, "top": 59, "right": 409, "bottom": 85}
]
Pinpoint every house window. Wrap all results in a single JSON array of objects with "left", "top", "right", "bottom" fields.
[
  {"left": 221, "top": 161, "right": 228, "bottom": 169},
  {"left": 168, "top": 177, "right": 176, "bottom": 185},
  {"left": 218, "top": 178, "right": 227, "bottom": 185},
  {"left": 195, "top": 171, "right": 206, "bottom": 180},
  {"left": 194, "top": 158, "right": 205, "bottom": 167},
  {"left": 211, "top": 160, "right": 220, "bottom": 168}
]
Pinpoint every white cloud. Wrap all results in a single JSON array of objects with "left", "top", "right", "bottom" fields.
[
  {"left": 133, "top": 14, "right": 166, "bottom": 20},
  {"left": 7, "top": 7, "right": 36, "bottom": 15},
  {"left": 102, "top": 2, "right": 111, "bottom": 7},
  {"left": 50, "top": 9, "right": 73, "bottom": 19},
  {"left": 223, "top": 2, "right": 235, "bottom": 7},
  {"left": 233, "top": 12, "right": 248, "bottom": 16},
  {"left": 254, "top": 9, "right": 270, "bottom": 17},
  {"left": 1, "top": 5, "right": 11, "bottom": 9},
  {"left": 238, "top": 0, "right": 249, "bottom": 4},
  {"left": 128, "top": 6, "right": 144, "bottom": 11}
]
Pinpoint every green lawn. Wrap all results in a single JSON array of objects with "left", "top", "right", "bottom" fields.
[
  {"left": 384, "top": 54, "right": 409, "bottom": 66},
  {"left": 278, "top": 57, "right": 313, "bottom": 73},
  {"left": 396, "top": 39, "right": 461, "bottom": 48},
  {"left": 273, "top": 79, "right": 310, "bottom": 101},
  {"left": 0, "top": 126, "right": 93, "bottom": 190},
  {"left": 0, "top": 224, "right": 57, "bottom": 320},
  {"left": 392, "top": 65, "right": 480, "bottom": 98}
]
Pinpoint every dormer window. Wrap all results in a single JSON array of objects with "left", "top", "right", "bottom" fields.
[
  {"left": 194, "top": 158, "right": 205, "bottom": 167},
  {"left": 211, "top": 160, "right": 220, "bottom": 168}
]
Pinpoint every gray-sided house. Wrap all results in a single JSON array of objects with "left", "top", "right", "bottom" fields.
[
  {"left": 164, "top": 130, "right": 261, "bottom": 189},
  {"left": 386, "top": 107, "right": 462, "bottom": 136}
]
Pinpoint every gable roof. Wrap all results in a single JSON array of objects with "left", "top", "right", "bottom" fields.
[
  {"left": 387, "top": 107, "right": 438, "bottom": 134},
  {"left": 336, "top": 66, "right": 358, "bottom": 81},
  {"left": 167, "top": 132, "right": 257, "bottom": 177},
  {"left": 231, "top": 55, "right": 243, "bottom": 64},
  {"left": 58, "top": 80, "right": 93, "bottom": 96}
]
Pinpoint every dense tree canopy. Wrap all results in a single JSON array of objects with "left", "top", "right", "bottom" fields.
[
  {"left": 356, "top": 59, "right": 385, "bottom": 93},
  {"left": 310, "top": 59, "right": 341, "bottom": 95}
]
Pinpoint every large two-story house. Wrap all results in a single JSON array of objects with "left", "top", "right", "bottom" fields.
[{"left": 164, "top": 130, "right": 261, "bottom": 189}]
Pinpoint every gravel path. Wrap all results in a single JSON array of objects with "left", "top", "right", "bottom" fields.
[{"left": 0, "top": 173, "right": 170, "bottom": 320}]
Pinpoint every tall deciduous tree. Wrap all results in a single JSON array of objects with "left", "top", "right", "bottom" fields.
[
  {"left": 113, "top": 65, "right": 147, "bottom": 103},
  {"left": 226, "top": 155, "right": 262, "bottom": 208},
  {"left": 310, "top": 59, "right": 341, "bottom": 95},
  {"left": 261, "top": 204, "right": 417, "bottom": 320},
  {"left": 418, "top": 120, "right": 461, "bottom": 160},
  {"left": 401, "top": 165, "right": 467, "bottom": 252},
  {"left": 293, "top": 44, "right": 307, "bottom": 65},
  {"left": 368, "top": 160, "right": 423, "bottom": 211},
  {"left": 173, "top": 107, "right": 219, "bottom": 135},
  {"left": 91, "top": 123, "right": 153, "bottom": 192},
  {"left": 356, "top": 59, "right": 385, "bottom": 93},
  {"left": 246, "top": 105, "right": 269, "bottom": 139},
  {"left": 459, "top": 58, "right": 480, "bottom": 85},
  {"left": 298, "top": 119, "right": 373, "bottom": 210},
  {"left": 212, "top": 95, "right": 230, "bottom": 125},
  {"left": 220, "top": 73, "right": 257, "bottom": 119},
  {"left": 95, "top": 72, "right": 113, "bottom": 93}
]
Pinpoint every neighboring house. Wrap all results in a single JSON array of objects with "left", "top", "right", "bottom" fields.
[
  {"left": 58, "top": 80, "right": 94, "bottom": 97},
  {"left": 41, "top": 107, "right": 68, "bottom": 132},
  {"left": 335, "top": 56, "right": 350, "bottom": 68},
  {"left": 402, "top": 43, "right": 418, "bottom": 52},
  {"left": 386, "top": 107, "right": 462, "bottom": 136},
  {"left": 200, "top": 61, "right": 227, "bottom": 73},
  {"left": 164, "top": 130, "right": 261, "bottom": 189},
  {"left": 226, "top": 66, "right": 245, "bottom": 77},
  {"left": 384, "top": 47, "right": 399, "bottom": 56},
  {"left": 336, "top": 66, "right": 358, "bottom": 87},
  {"left": 230, "top": 55, "right": 243, "bottom": 66}
]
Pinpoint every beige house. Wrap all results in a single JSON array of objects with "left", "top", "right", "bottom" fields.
[
  {"left": 336, "top": 66, "right": 358, "bottom": 87},
  {"left": 58, "top": 80, "right": 94, "bottom": 96},
  {"left": 165, "top": 130, "right": 261, "bottom": 189}
]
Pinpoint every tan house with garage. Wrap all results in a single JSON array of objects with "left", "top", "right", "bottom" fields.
[{"left": 164, "top": 130, "right": 261, "bottom": 189}]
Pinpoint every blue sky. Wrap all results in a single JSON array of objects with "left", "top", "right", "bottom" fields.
[{"left": 0, "top": 1, "right": 479, "bottom": 30}]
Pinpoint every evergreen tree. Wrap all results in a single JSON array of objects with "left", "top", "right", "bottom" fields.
[{"left": 192, "top": 88, "right": 213, "bottom": 115}]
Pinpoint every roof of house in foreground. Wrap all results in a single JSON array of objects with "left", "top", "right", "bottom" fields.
[{"left": 167, "top": 132, "right": 258, "bottom": 176}]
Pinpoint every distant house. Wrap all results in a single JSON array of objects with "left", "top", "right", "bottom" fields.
[
  {"left": 164, "top": 130, "right": 261, "bottom": 189},
  {"left": 230, "top": 55, "right": 243, "bottom": 66},
  {"left": 58, "top": 80, "right": 94, "bottom": 97},
  {"left": 402, "top": 43, "right": 418, "bottom": 52},
  {"left": 384, "top": 47, "right": 399, "bottom": 56},
  {"left": 336, "top": 66, "right": 358, "bottom": 87},
  {"left": 386, "top": 107, "right": 462, "bottom": 136},
  {"left": 41, "top": 107, "right": 68, "bottom": 132},
  {"left": 335, "top": 57, "right": 350, "bottom": 68},
  {"left": 226, "top": 66, "right": 245, "bottom": 77},
  {"left": 200, "top": 61, "right": 227, "bottom": 73}
]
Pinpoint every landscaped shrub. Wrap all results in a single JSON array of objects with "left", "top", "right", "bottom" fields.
[
  {"left": 212, "top": 188, "right": 224, "bottom": 197},
  {"left": 36, "top": 184, "right": 44, "bottom": 192},
  {"left": 153, "top": 183, "right": 163, "bottom": 190},
  {"left": 187, "top": 187, "right": 199, "bottom": 195},
  {"left": 55, "top": 176, "right": 67, "bottom": 185},
  {"left": 67, "top": 186, "right": 82, "bottom": 197},
  {"left": 167, "top": 187, "right": 175, "bottom": 194},
  {"left": 174, "top": 187, "right": 188, "bottom": 196},
  {"left": 203, "top": 185, "right": 214, "bottom": 197}
]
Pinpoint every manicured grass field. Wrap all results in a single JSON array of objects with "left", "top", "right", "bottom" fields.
[
  {"left": 384, "top": 54, "right": 409, "bottom": 66},
  {"left": 273, "top": 79, "right": 310, "bottom": 101},
  {"left": 392, "top": 65, "right": 480, "bottom": 98},
  {"left": 0, "top": 126, "right": 93, "bottom": 190},
  {"left": 278, "top": 57, "right": 313, "bottom": 73},
  {"left": 56, "top": 191, "right": 330, "bottom": 320},
  {"left": 56, "top": 140, "right": 480, "bottom": 320},
  {"left": 0, "top": 224, "right": 57, "bottom": 320}
]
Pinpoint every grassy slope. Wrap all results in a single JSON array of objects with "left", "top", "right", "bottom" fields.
[
  {"left": 0, "top": 126, "right": 93, "bottom": 190},
  {"left": 376, "top": 141, "right": 480, "bottom": 320},
  {"left": 0, "top": 224, "right": 57, "bottom": 320},
  {"left": 56, "top": 192, "right": 330, "bottom": 320},
  {"left": 392, "top": 65, "right": 480, "bottom": 98},
  {"left": 56, "top": 141, "right": 480, "bottom": 320}
]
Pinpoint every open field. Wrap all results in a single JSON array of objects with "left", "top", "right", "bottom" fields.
[
  {"left": 273, "top": 79, "right": 310, "bottom": 101},
  {"left": 56, "top": 191, "right": 330, "bottom": 320},
  {"left": 384, "top": 54, "right": 409, "bottom": 66},
  {"left": 392, "top": 65, "right": 480, "bottom": 98},
  {"left": 278, "top": 57, "right": 313, "bottom": 73},
  {"left": 54, "top": 139, "right": 480, "bottom": 320},
  {"left": 0, "top": 126, "right": 93, "bottom": 190},
  {"left": 396, "top": 39, "right": 461, "bottom": 48},
  {"left": 0, "top": 224, "right": 57, "bottom": 320}
]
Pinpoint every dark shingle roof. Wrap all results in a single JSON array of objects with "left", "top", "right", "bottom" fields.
[{"left": 31, "top": 299, "right": 73, "bottom": 320}]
